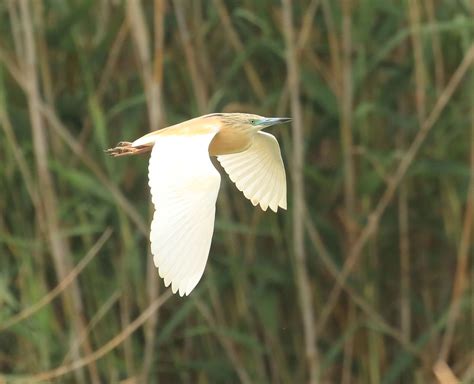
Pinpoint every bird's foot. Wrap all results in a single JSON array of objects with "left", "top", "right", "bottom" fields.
[{"left": 105, "top": 142, "right": 151, "bottom": 157}]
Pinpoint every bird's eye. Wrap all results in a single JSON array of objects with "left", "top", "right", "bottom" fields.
[{"left": 250, "top": 119, "right": 256, "bottom": 125}]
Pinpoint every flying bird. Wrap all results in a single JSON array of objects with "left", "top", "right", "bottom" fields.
[{"left": 106, "top": 113, "right": 290, "bottom": 296}]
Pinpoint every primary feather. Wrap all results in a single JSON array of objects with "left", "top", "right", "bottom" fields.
[
  {"left": 148, "top": 130, "right": 220, "bottom": 296},
  {"left": 217, "top": 132, "right": 287, "bottom": 212}
]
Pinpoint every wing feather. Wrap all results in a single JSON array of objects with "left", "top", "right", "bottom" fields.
[
  {"left": 217, "top": 132, "right": 286, "bottom": 212},
  {"left": 148, "top": 130, "right": 220, "bottom": 296}
]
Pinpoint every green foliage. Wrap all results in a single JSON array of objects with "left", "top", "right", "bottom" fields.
[{"left": 0, "top": 0, "right": 472, "bottom": 383}]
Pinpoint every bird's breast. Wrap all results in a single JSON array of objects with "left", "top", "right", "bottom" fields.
[{"left": 208, "top": 127, "right": 252, "bottom": 156}]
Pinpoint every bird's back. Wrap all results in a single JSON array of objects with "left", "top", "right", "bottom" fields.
[{"left": 133, "top": 114, "right": 254, "bottom": 156}]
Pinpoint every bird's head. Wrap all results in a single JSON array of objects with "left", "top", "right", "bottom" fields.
[{"left": 208, "top": 113, "right": 291, "bottom": 131}]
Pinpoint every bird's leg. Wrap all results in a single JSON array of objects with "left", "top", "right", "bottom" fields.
[{"left": 105, "top": 142, "right": 153, "bottom": 157}]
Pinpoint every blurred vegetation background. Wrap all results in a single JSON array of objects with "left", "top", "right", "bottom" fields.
[{"left": 0, "top": 0, "right": 473, "bottom": 383}]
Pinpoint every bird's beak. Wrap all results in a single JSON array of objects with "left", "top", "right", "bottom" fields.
[{"left": 259, "top": 117, "right": 292, "bottom": 127}]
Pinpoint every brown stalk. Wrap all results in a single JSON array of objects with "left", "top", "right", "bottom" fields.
[
  {"left": 340, "top": 0, "right": 356, "bottom": 245},
  {"left": 143, "top": 0, "right": 166, "bottom": 378},
  {"left": 0, "top": 229, "right": 111, "bottom": 331},
  {"left": 77, "top": 18, "right": 129, "bottom": 149},
  {"left": 398, "top": 138, "right": 412, "bottom": 341},
  {"left": 460, "top": 362, "right": 474, "bottom": 384},
  {"left": 282, "top": 0, "right": 320, "bottom": 382},
  {"left": 126, "top": 0, "right": 167, "bottom": 379},
  {"left": 63, "top": 290, "right": 122, "bottom": 363},
  {"left": 34, "top": 0, "right": 61, "bottom": 155},
  {"left": 397, "top": 60, "right": 411, "bottom": 341},
  {"left": 173, "top": 0, "right": 208, "bottom": 112},
  {"left": 14, "top": 291, "right": 173, "bottom": 383},
  {"left": 195, "top": 299, "right": 252, "bottom": 384},
  {"left": 17, "top": 1, "right": 98, "bottom": 382},
  {"left": 321, "top": 0, "right": 341, "bottom": 98},
  {"left": 341, "top": 304, "right": 356, "bottom": 384},
  {"left": 96, "top": 18, "right": 129, "bottom": 103},
  {"left": 316, "top": 44, "right": 474, "bottom": 332},
  {"left": 212, "top": 0, "right": 266, "bottom": 101},
  {"left": 193, "top": 1, "right": 215, "bottom": 87},
  {"left": 339, "top": 2, "right": 356, "bottom": 382},
  {"left": 433, "top": 360, "right": 460, "bottom": 384},
  {"left": 408, "top": 0, "right": 431, "bottom": 357},
  {"left": 436, "top": 60, "right": 474, "bottom": 363},
  {"left": 306, "top": 217, "right": 423, "bottom": 359},
  {"left": 0, "top": 97, "right": 41, "bottom": 220},
  {"left": 43, "top": 103, "right": 149, "bottom": 234},
  {"left": 278, "top": 0, "right": 325, "bottom": 125},
  {"left": 6, "top": 0, "right": 24, "bottom": 58},
  {"left": 120, "top": 291, "right": 135, "bottom": 376},
  {"left": 425, "top": 0, "right": 445, "bottom": 92},
  {"left": 408, "top": 0, "right": 427, "bottom": 122},
  {"left": 297, "top": 0, "right": 321, "bottom": 53},
  {"left": 0, "top": 43, "right": 148, "bottom": 233},
  {"left": 127, "top": 0, "right": 163, "bottom": 132}
]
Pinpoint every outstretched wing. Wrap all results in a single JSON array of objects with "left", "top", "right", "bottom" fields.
[
  {"left": 148, "top": 130, "right": 220, "bottom": 296},
  {"left": 217, "top": 132, "right": 286, "bottom": 212}
]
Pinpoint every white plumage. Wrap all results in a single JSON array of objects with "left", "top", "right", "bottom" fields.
[
  {"left": 107, "top": 113, "right": 289, "bottom": 296},
  {"left": 217, "top": 132, "right": 287, "bottom": 212},
  {"left": 147, "top": 132, "right": 221, "bottom": 296}
]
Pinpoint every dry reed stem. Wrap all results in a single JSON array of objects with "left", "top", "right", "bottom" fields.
[
  {"left": 17, "top": 1, "right": 98, "bottom": 381},
  {"left": 282, "top": 0, "right": 320, "bottom": 382},
  {"left": 341, "top": 303, "right": 355, "bottom": 384},
  {"left": 397, "top": 86, "right": 412, "bottom": 341},
  {"left": 63, "top": 290, "right": 122, "bottom": 363},
  {"left": 6, "top": 0, "right": 24, "bottom": 59},
  {"left": 173, "top": 0, "right": 207, "bottom": 112},
  {"left": 277, "top": 0, "right": 324, "bottom": 140},
  {"left": 340, "top": 0, "right": 356, "bottom": 245},
  {"left": 339, "top": 2, "right": 356, "bottom": 382},
  {"left": 408, "top": 0, "right": 427, "bottom": 122},
  {"left": 195, "top": 299, "right": 252, "bottom": 384},
  {"left": 96, "top": 18, "right": 129, "bottom": 102},
  {"left": 398, "top": 139, "right": 412, "bottom": 341},
  {"left": 126, "top": 0, "right": 167, "bottom": 379},
  {"left": 460, "top": 362, "right": 474, "bottom": 383},
  {"left": 433, "top": 360, "right": 460, "bottom": 384},
  {"left": 41, "top": 103, "right": 149, "bottom": 235},
  {"left": 195, "top": 1, "right": 218, "bottom": 91},
  {"left": 127, "top": 0, "right": 163, "bottom": 132},
  {"left": 305, "top": 217, "right": 422, "bottom": 358},
  {"left": 425, "top": 0, "right": 445, "bottom": 92},
  {"left": 0, "top": 229, "right": 111, "bottom": 331},
  {"left": 120, "top": 290, "right": 136, "bottom": 376},
  {"left": 317, "top": 44, "right": 474, "bottom": 332},
  {"left": 437, "top": 65, "right": 474, "bottom": 362},
  {"left": 0, "top": 45, "right": 149, "bottom": 235},
  {"left": 212, "top": 0, "right": 266, "bottom": 101},
  {"left": 142, "top": 0, "right": 167, "bottom": 378},
  {"left": 298, "top": 0, "right": 321, "bottom": 53},
  {"left": 321, "top": 0, "right": 341, "bottom": 98},
  {"left": 0, "top": 99, "right": 42, "bottom": 220},
  {"left": 9, "top": 291, "right": 173, "bottom": 383}
]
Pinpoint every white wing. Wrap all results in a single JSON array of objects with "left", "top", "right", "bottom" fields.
[
  {"left": 217, "top": 132, "right": 287, "bottom": 212},
  {"left": 148, "top": 131, "right": 220, "bottom": 296}
]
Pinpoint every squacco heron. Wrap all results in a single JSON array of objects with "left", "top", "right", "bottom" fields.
[{"left": 106, "top": 113, "right": 290, "bottom": 296}]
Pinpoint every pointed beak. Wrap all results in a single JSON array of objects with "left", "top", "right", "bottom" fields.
[{"left": 259, "top": 117, "right": 292, "bottom": 127}]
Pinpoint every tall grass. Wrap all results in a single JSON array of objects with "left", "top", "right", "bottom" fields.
[{"left": 0, "top": 1, "right": 473, "bottom": 382}]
